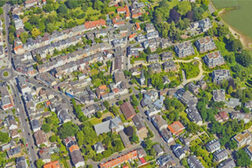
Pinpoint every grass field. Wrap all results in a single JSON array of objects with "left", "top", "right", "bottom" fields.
[{"left": 212, "top": 0, "right": 252, "bottom": 39}]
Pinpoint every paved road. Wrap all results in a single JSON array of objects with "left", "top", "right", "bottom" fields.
[
  {"left": 3, "top": 4, "right": 12, "bottom": 69},
  {"left": 10, "top": 80, "right": 37, "bottom": 168},
  {"left": 132, "top": 88, "right": 181, "bottom": 167}
]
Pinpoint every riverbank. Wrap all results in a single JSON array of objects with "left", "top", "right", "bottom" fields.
[
  {"left": 219, "top": 8, "right": 252, "bottom": 49},
  {"left": 210, "top": 0, "right": 252, "bottom": 50}
]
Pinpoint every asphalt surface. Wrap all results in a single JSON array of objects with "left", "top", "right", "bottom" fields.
[
  {"left": 0, "top": 68, "right": 14, "bottom": 81},
  {"left": 10, "top": 81, "right": 37, "bottom": 168},
  {"left": 3, "top": 4, "right": 37, "bottom": 167},
  {"left": 133, "top": 88, "right": 181, "bottom": 167}
]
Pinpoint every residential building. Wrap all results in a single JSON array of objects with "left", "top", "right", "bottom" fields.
[
  {"left": 161, "top": 52, "right": 173, "bottom": 61},
  {"left": 218, "top": 158, "right": 236, "bottom": 168},
  {"left": 174, "top": 41, "right": 195, "bottom": 58},
  {"left": 69, "top": 145, "right": 85, "bottom": 168},
  {"left": 120, "top": 102, "right": 136, "bottom": 120},
  {"left": 31, "top": 119, "right": 40, "bottom": 132},
  {"left": 204, "top": 51, "right": 225, "bottom": 68},
  {"left": 151, "top": 115, "right": 168, "bottom": 131},
  {"left": 119, "top": 130, "right": 131, "bottom": 148},
  {"left": 94, "top": 142, "right": 105, "bottom": 154},
  {"left": 213, "top": 149, "right": 229, "bottom": 163},
  {"left": 187, "top": 155, "right": 204, "bottom": 168},
  {"left": 168, "top": 121, "right": 185, "bottom": 136},
  {"left": 94, "top": 117, "right": 124, "bottom": 135},
  {"left": 160, "top": 128, "right": 174, "bottom": 143},
  {"left": 176, "top": 90, "right": 198, "bottom": 107},
  {"left": 233, "top": 131, "right": 252, "bottom": 147},
  {"left": 84, "top": 19, "right": 106, "bottom": 30},
  {"left": 153, "top": 144, "right": 164, "bottom": 156},
  {"left": 24, "top": 0, "right": 38, "bottom": 8},
  {"left": 245, "top": 100, "right": 252, "bottom": 111},
  {"left": 213, "top": 89, "right": 225, "bottom": 102},
  {"left": 147, "top": 54, "right": 159, "bottom": 63},
  {"left": 160, "top": 38, "right": 171, "bottom": 49},
  {"left": 5, "top": 115, "right": 18, "bottom": 130},
  {"left": 114, "top": 70, "right": 125, "bottom": 84},
  {"left": 186, "top": 106, "right": 202, "bottom": 125},
  {"left": 205, "top": 139, "right": 221, "bottom": 153},
  {"left": 244, "top": 145, "right": 252, "bottom": 160},
  {"left": 226, "top": 98, "right": 241, "bottom": 108},
  {"left": 146, "top": 31, "right": 159, "bottom": 40},
  {"left": 172, "top": 144, "right": 186, "bottom": 160},
  {"left": 215, "top": 111, "right": 229, "bottom": 122},
  {"left": 195, "top": 36, "right": 216, "bottom": 53},
  {"left": 139, "top": 70, "right": 145, "bottom": 86},
  {"left": 132, "top": 115, "right": 148, "bottom": 139},
  {"left": 34, "top": 130, "right": 48, "bottom": 147},
  {"left": 148, "top": 63, "right": 162, "bottom": 73},
  {"left": 212, "top": 69, "right": 231, "bottom": 84},
  {"left": 145, "top": 23, "right": 155, "bottom": 33},
  {"left": 7, "top": 146, "right": 21, "bottom": 158},
  {"left": 38, "top": 148, "right": 51, "bottom": 163},
  {"left": 43, "top": 161, "right": 61, "bottom": 168},
  {"left": 0, "top": 87, "right": 14, "bottom": 110},
  {"left": 187, "top": 82, "right": 200, "bottom": 95},
  {"left": 156, "top": 154, "right": 176, "bottom": 167},
  {"left": 16, "top": 156, "right": 28, "bottom": 168},
  {"left": 99, "top": 150, "right": 138, "bottom": 168},
  {"left": 190, "top": 18, "right": 212, "bottom": 33},
  {"left": 163, "top": 60, "right": 177, "bottom": 72},
  {"left": 230, "top": 112, "right": 251, "bottom": 124}
]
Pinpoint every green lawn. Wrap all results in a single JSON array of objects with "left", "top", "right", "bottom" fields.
[
  {"left": 3, "top": 71, "right": 8, "bottom": 77},
  {"left": 180, "top": 61, "right": 200, "bottom": 79}
]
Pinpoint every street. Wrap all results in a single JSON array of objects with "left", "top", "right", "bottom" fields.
[
  {"left": 10, "top": 80, "right": 37, "bottom": 168},
  {"left": 132, "top": 88, "right": 181, "bottom": 167}
]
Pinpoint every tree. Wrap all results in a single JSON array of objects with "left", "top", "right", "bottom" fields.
[
  {"left": 103, "top": 101, "right": 109, "bottom": 109},
  {"left": 0, "top": 132, "right": 10, "bottom": 143},
  {"left": 236, "top": 50, "right": 252, "bottom": 67},
  {"left": 235, "top": 149, "right": 251, "bottom": 167},
  {"left": 57, "top": 4, "right": 68, "bottom": 14},
  {"left": 24, "top": 22, "right": 33, "bottom": 31},
  {"left": 41, "top": 123, "right": 51, "bottom": 133},
  {"left": 96, "top": 111, "right": 102, "bottom": 118},
  {"left": 169, "top": 8, "right": 181, "bottom": 23},
  {"left": 20, "top": 32, "right": 29, "bottom": 43},
  {"left": 29, "top": 15, "right": 40, "bottom": 26},
  {"left": 131, "top": 95, "right": 139, "bottom": 107},
  {"left": 0, "top": 7, "right": 3, "bottom": 15},
  {"left": 192, "top": 7, "right": 204, "bottom": 21},
  {"left": 76, "top": 131, "right": 85, "bottom": 147},
  {"left": 31, "top": 28, "right": 41, "bottom": 38},
  {"left": 46, "top": 23, "right": 56, "bottom": 34},
  {"left": 66, "top": 0, "right": 79, "bottom": 9},
  {"left": 177, "top": 1, "right": 191, "bottom": 15},
  {"left": 36, "top": 159, "right": 44, "bottom": 168},
  {"left": 227, "top": 38, "right": 242, "bottom": 52},
  {"left": 49, "top": 135, "right": 57, "bottom": 142},
  {"left": 58, "top": 122, "right": 78, "bottom": 139}
]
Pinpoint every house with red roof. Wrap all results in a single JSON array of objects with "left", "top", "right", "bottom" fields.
[
  {"left": 84, "top": 19, "right": 106, "bottom": 30},
  {"left": 215, "top": 111, "right": 229, "bottom": 122},
  {"left": 43, "top": 160, "right": 61, "bottom": 168},
  {"left": 168, "top": 121, "right": 185, "bottom": 136},
  {"left": 117, "top": 5, "right": 130, "bottom": 19}
]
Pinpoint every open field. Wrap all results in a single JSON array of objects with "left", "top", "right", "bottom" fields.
[{"left": 212, "top": 0, "right": 252, "bottom": 48}]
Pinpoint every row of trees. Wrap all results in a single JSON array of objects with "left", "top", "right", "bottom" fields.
[{"left": 19, "top": 0, "right": 110, "bottom": 39}]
